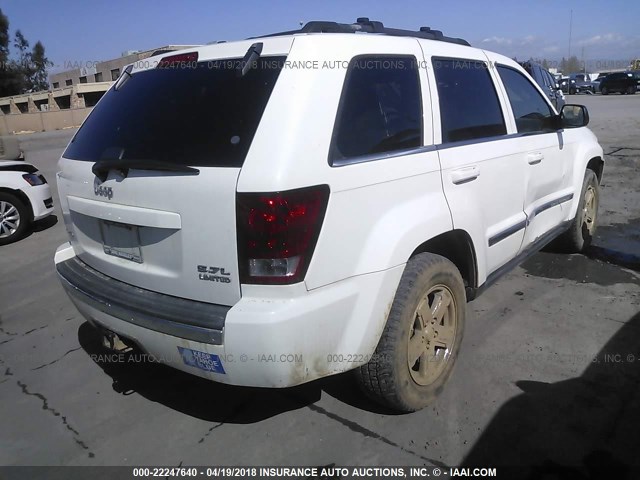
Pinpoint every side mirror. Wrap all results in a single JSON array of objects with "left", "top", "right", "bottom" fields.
[{"left": 560, "top": 104, "right": 589, "bottom": 128}]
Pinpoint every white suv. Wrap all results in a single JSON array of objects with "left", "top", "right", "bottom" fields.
[{"left": 54, "top": 19, "right": 603, "bottom": 412}]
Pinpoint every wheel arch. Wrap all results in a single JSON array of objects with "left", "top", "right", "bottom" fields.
[
  {"left": 586, "top": 156, "right": 604, "bottom": 183},
  {"left": 0, "top": 187, "right": 34, "bottom": 222},
  {"left": 409, "top": 229, "right": 478, "bottom": 300}
]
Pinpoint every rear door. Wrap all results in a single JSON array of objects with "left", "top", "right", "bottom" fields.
[
  {"left": 610, "top": 73, "right": 624, "bottom": 91},
  {"left": 57, "top": 42, "right": 291, "bottom": 306},
  {"left": 427, "top": 51, "right": 528, "bottom": 277}
]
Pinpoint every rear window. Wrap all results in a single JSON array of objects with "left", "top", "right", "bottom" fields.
[
  {"left": 64, "top": 56, "right": 286, "bottom": 167},
  {"left": 329, "top": 55, "right": 422, "bottom": 164},
  {"left": 433, "top": 58, "right": 507, "bottom": 143}
]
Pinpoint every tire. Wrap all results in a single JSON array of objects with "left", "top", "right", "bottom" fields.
[
  {"left": 0, "top": 192, "right": 29, "bottom": 246},
  {"left": 569, "top": 88, "right": 576, "bottom": 95},
  {"left": 601, "top": 86, "right": 609, "bottom": 95},
  {"left": 627, "top": 86, "right": 635, "bottom": 95},
  {"left": 553, "top": 170, "right": 599, "bottom": 253},
  {"left": 355, "top": 253, "right": 466, "bottom": 412}
]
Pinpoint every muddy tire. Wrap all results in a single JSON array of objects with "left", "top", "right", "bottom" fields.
[
  {"left": 355, "top": 253, "right": 466, "bottom": 412},
  {"left": 0, "top": 192, "right": 29, "bottom": 246},
  {"left": 554, "top": 170, "right": 599, "bottom": 253}
]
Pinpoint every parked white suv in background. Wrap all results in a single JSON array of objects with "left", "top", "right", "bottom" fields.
[{"left": 54, "top": 19, "right": 603, "bottom": 412}]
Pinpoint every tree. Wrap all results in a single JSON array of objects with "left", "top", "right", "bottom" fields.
[
  {"left": 30, "top": 41, "right": 52, "bottom": 91},
  {"left": 0, "top": 8, "right": 13, "bottom": 97},
  {"left": 13, "top": 29, "right": 28, "bottom": 53},
  {"left": 0, "top": 13, "right": 54, "bottom": 96},
  {"left": 560, "top": 55, "right": 581, "bottom": 74},
  {"left": 13, "top": 29, "right": 32, "bottom": 91},
  {"left": 0, "top": 8, "right": 8, "bottom": 64},
  {"left": 0, "top": 9, "right": 22, "bottom": 97}
]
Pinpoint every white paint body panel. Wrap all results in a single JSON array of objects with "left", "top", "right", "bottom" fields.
[
  {"left": 56, "top": 242, "right": 403, "bottom": 387},
  {"left": 55, "top": 32, "right": 604, "bottom": 387},
  {"left": 0, "top": 162, "right": 54, "bottom": 220}
]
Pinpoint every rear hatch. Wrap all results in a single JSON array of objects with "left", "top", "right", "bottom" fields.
[{"left": 57, "top": 42, "right": 290, "bottom": 306}]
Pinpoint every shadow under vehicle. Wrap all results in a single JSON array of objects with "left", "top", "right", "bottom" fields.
[{"left": 463, "top": 311, "right": 640, "bottom": 478}]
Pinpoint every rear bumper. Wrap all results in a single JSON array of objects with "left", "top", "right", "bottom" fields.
[
  {"left": 55, "top": 242, "right": 404, "bottom": 387},
  {"left": 57, "top": 255, "right": 228, "bottom": 344},
  {"left": 24, "top": 183, "right": 54, "bottom": 221}
]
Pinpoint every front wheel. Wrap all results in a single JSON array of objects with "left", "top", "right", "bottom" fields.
[
  {"left": 553, "top": 170, "right": 599, "bottom": 253},
  {"left": 356, "top": 253, "right": 466, "bottom": 412},
  {"left": 0, "top": 192, "right": 29, "bottom": 246},
  {"left": 601, "top": 86, "right": 609, "bottom": 95},
  {"left": 627, "top": 86, "right": 636, "bottom": 95}
]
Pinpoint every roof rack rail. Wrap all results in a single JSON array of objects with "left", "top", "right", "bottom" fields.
[{"left": 255, "top": 17, "right": 470, "bottom": 46}]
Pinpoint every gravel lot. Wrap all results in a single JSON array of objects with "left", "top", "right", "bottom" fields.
[{"left": 1, "top": 95, "right": 639, "bottom": 474}]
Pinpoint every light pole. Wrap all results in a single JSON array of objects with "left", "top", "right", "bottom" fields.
[{"left": 567, "top": 10, "right": 573, "bottom": 62}]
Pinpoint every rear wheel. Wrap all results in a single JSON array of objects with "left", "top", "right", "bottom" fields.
[
  {"left": 356, "top": 253, "right": 466, "bottom": 412},
  {"left": 553, "top": 170, "right": 599, "bottom": 253},
  {"left": 0, "top": 192, "right": 29, "bottom": 246}
]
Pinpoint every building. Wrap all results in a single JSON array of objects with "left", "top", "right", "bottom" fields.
[
  {"left": 49, "top": 45, "right": 198, "bottom": 88},
  {"left": 0, "top": 45, "right": 199, "bottom": 135}
]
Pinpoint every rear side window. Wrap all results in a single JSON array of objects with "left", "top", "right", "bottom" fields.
[
  {"left": 433, "top": 58, "right": 507, "bottom": 143},
  {"left": 497, "top": 66, "right": 554, "bottom": 133},
  {"left": 330, "top": 56, "right": 422, "bottom": 164},
  {"left": 543, "top": 70, "right": 556, "bottom": 89},
  {"left": 64, "top": 57, "right": 286, "bottom": 167}
]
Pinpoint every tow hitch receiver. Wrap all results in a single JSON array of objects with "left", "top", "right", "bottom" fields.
[{"left": 102, "top": 330, "right": 132, "bottom": 352}]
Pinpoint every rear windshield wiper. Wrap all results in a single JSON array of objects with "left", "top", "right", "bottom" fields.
[
  {"left": 92, "top": 158, "right": 200, "bottom": 182},
  {"left": 237, "top": 42, "right": 263, "bottom": 77}
]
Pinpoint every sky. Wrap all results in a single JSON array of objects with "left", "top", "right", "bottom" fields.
[{"left": 2, "top": 0, "right": 640, "bottom": 73}]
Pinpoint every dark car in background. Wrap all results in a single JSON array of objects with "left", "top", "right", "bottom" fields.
[
  {"left": 558, "top": 73, "right": 594, "bottom": 95},
  {"left": 568, "top": 73, "right": 595, "bottom": 94},
  {"left": 520, "top": 61, "right": 565, "bottom": 110},
  {"left": 599, "top": 72, "right": 636, "bottom": 95},
  {"left": 590, "top": 72, "right": 610, "bottom": 92},
  {"left": 629, "top": 71, "right": 640, "bottom": 91},
  {"left": 558, "top": 77, "right": 590, "bottom": 95}
]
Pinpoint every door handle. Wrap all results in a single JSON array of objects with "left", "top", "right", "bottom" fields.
[
  {"left": 527, "top": 152, "right": 544, "bottom": 165},
  {"left": 451, "top": 166, "right": 480, "bottom": 185}
]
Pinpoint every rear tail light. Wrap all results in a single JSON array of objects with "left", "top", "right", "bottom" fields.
[
  {"left": 22, "top": 173, "right": 46, "bottom": 186},
  {"left": 236, "top": 185, "right": 330, "bottom": 285}
]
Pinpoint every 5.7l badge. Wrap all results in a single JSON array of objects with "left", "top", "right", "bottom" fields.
[{"left": 197, "top": 265, "right": 231, "bottom": 283}]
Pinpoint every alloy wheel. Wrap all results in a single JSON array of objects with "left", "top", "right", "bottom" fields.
[
  {"left": 0, "top": 200, "right": 21, "bottom": 239},
  {"left": 582, "top": 185, "right": 597, "bottom": 235},
  {"left": 407, "top": 284, "right": 458, "bottom": 386}
]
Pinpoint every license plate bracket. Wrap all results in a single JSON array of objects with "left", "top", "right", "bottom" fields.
[{"left": 100, "top": 220, "right": 143, "bottom": 263}]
